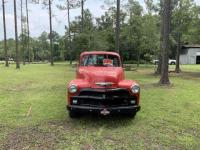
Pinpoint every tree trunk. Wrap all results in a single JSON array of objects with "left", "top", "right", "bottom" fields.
[
  {"left": 115, "top": 0, "right": 120, "bottom": 53},
  {"left": 175, "top": 33, "right": 181, "bottom": 73},
  {"left": 21, "top": 0, "right": 25, "bottom": 65},
  {"left": 137, "top": 39, "right": 140, "bottom": 67},
  {"left": 81, "top": 0, "right": 84, "bottom": 32},
  {"left": 67, "top": 0, "right": 72, "bottom": 65},
  {"left": 155, "top": 0, "right": 164, "bottom": 74},
  {"left": 156, "top": 54, "right": 162, "bottom": 74},
  {"left": 159, "top": 0, "right": 171, "bottom": 85},
  {"left": 156, "top": 17, "right": 164, "bottom": 74},
  {"left": 2, "top": 0, "right": 9, "bottom": 67},
  {"left": 26, "top": 0, "right": 30, "bottom": 64},
  {"left": 49, "top": 0, "right": 54, "bottom": 66},
  {"left": 175, "top": 1, "right": 182, "bottom": 73},
  {"left": 14, "top": 0, "right": 20, "bottom": 69},
  {"left": 137, "top": 50, "right": 140, "bottom": 68}
]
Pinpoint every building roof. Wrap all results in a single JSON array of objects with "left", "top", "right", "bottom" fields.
[
  {"left": 182, "top": 45, "right": 200, "bottom": 48},
  {"left": 80, "top": 51, "right": 120, "bottom": 57}
]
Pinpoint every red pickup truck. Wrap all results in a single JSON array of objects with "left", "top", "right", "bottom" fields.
[{"left": 67, "top": 51, "right": 141, "bottom": 118}]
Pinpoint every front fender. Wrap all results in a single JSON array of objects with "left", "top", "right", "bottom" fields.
[
  {"left": 118, "top": 80, "right": 138, "bottom": 89},
  {"left": 67, "top": 79, "right": 90, "bottom": 105},
  {"left": 118, "top": 80, "right": 140, "bottom": 105},
  {"left": 68, "top": 79, "right": 90, "bottom": 89}
]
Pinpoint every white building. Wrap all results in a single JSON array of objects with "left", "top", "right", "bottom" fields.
[{"left": 180, "top": 45, "right": 200, "bottom": 64}]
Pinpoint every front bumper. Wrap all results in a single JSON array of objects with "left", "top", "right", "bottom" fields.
[
  {"left": 67, "top": 105, "right": 141, "bottom": 114},
  {"left": 67, "top": 88, "right": 140, "bottom": 115}
]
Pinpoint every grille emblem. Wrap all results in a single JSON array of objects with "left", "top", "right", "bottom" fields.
[{"left": 95, "top": 82, "right": 114, "bottom": 87}]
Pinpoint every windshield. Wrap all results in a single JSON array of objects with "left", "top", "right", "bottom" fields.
[{"left": 81, "top": 54, "right": 121, "bottom": 67}]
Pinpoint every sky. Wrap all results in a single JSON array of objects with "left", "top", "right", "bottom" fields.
[
  {"left": 0, "top": 0, "right": 199, "bottom": 40},
  {"left": 2, "top": 0, "right": 143, "bottom": 40},
  {"left": 0, "top": 0, "right": 108, "bottom": 40}
]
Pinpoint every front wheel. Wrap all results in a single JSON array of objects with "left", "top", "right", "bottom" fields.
[
  {"left": 126, "top": 112, "right": 137, "bottom": 118},
  {"left": 69, "top": 110, "right": 80, "bottom": 118}
]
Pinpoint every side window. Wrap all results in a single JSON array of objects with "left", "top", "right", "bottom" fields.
[
  {"left": 113, "top": 58, "right": 119, "bottom": 66},
  {"left": 108, "top": 55, "right": 120, "bottom": 67},
  {"left": 80, "top": 55, "right": 86, "bottom": 66}
]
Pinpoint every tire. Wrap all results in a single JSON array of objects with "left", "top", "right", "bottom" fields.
[
  {"left": 69, "top": 110, "right": 80, "bottom": 118},
  {"left": 126, "top": 112, "right": 137, "bottom": 118},
  {"left": 170, "top": 62, "right": 175, "bottom": 65}
]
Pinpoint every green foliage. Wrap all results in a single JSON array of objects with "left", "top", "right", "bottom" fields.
[
  {"left": 1, "top": 0, "right": 200, "bottom": 63},
  {"left": 0, "top": 64, "right": 200, "bottom": 149},
  {"left": 0, "top": 42, "right": 4, "bottom": 60},
  {"left": 0, "top": 39, "right": 16, "bottom": 60},
  {"left": 185, "top": 5, "right": 200, "bottom": 44},
  {"left": 171, "top": 0, "right": 196, "bottom": 42}
]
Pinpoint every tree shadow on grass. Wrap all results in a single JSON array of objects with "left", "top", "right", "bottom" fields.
[
  {"left": 146, "top": 71, "right": 200, "bottom": 84},
  {"left": 178, "top": 71, "right": 200, "bottom": 80},
  {"left": 44, "top": 112, "right": 141, "bottom": 131},
  {"left": 1, "top": 114, "right": 141, "bottom": 149},
  {"left": 66, "top": 113, "right": 140, "bottom": 130}
]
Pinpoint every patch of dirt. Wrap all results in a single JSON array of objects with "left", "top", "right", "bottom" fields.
[
  {"left": 2, "top": 120, "right": 76, "bottom": 150},
  {"left": 51, "top": 85, "right": 63, "bottom": 91},
  {"left": 141, "top": 83, "right": 174, "bottom": 89},
  {"left": 0, "top": 124, "right": 6, "bottom": 132},
  {"left": 166, "top": 71, "right": 200, "bottom": 81},
  {"left": 47, "top": 120, "right": 73, "bottom": 131},
  {"left": 147, "top": 71, "right": 200, "bottom": 81},
  {"left": 141, "top": 83, "right": 155, "bottom": 89},
  {"left": 184, "top": 128, "right": 200, "bottom": 139},
  {"left": 83, "top": 144, "right": 94, "bottom": 150},
  {"left": 180, "top": 72, "right": 200, "bottom": 80},
  {"left": 104, "top": 136, "right": 119, "bottom": 145},
  {"left": 15, "top": 81, "right": 35, "bottom": 92},
  {"left": 3, "top": 126, "right": 58, "bottom": 150},
  {"left": 0, "top": 125, "right": 6, "bottom": 144},
  {"left": 1, "top": 81, "right": 35, "bottom": 92},
  {"left": 0, "top": 124, "right": 13, "bottom": 136}
]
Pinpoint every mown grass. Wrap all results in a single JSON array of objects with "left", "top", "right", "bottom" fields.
[{"left": 0, "top": 63, "right": 200, "bottom": 149}]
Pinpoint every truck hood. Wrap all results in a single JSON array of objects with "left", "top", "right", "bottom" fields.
[{"left": 77, "top": 67, "right": 124, "bottom": 88}]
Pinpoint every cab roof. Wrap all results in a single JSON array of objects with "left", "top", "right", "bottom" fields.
[{"left": 80, "top": 51, "right": 120, "bottom": 57}]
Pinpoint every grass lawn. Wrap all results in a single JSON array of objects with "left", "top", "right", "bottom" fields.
[{"left": 0, "top": 63, "right": 200, "bottom": 149}]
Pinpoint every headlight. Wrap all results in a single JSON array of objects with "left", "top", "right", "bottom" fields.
[
  {"left": 131, "top": 85, "right": 140, "bottom": 94},
  {"left": 68, "top": 85, "right": 78, "bottom": 94}
]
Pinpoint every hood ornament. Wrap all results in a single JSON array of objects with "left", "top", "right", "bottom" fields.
[{"left": 95, "top": 82, "right": 114, "bottom": 87}]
